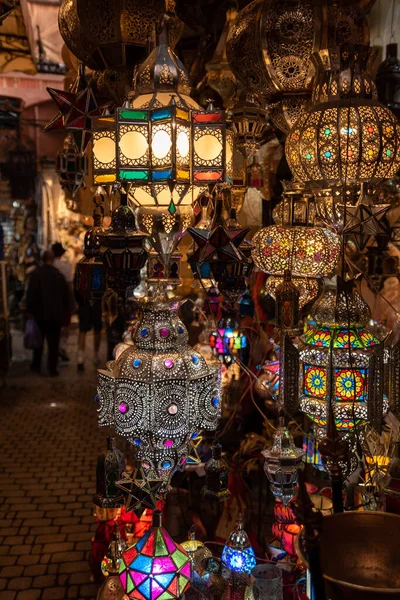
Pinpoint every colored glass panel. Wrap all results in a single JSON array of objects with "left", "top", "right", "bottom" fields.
[
  {"left": 178, "top": 575, "right": 189, "bottom": 595},
  {"left": 120, "top": 570, "right": 127, "bottom": 588},
  {"left": 138, "top": 577, "right": 151, "bottom": 600},
  {"left": 151, "top": 579, "right": 165, "bottom": 599},
  {"left": 132, "top": 555, "right": 153, "bottom": 574},
  {"left": 335, "top": 368, "right": 366, "bottom": 401},
  {"left": 120, "top": 109, "right": 148, "bottom": 121},
  {"left": 334, "top": 329, "right": 363, "bottom": 349},
  {"left": 152, "top": 170, "right": 173, "bottom": 181},
  {"left": 127, "top": 573, "right": 135, "bottom": 594},
  {"left": 154, "top": 573, "right": 175, "bottom": 588},
  {"left": 164, "top": 533, "right": 177, "bottom": 555},
  {"left": 124, "top": 546, "right": 139, "bottom": 566},
  {"left": 119, "top": 170, "right": 149, "bottom": 181},
  {"left": 221, "top": 546, "right": 256, "bottom": 574},
  {"left": 176, "top": 108, "right": 189, "bottom": 121},
  {"left": 152, "top": 557, "right": 175, "bottom": 574},
  {"left": 142, "top": 533, "right": 156, "bottom": 556},
  {"left": 171, "top": 550, "right": 188, "bottom": 569},
  {"left": 155, "top": 529, "right": 169, "bottom": 556},
  {"left": 180, "top": 563, "right": 191, "bottom": 578},
  {"left": 193, "top": 170, "right": 223, "bottom": 182},
  {"left": 94, "top": 173, "right": 116, "bottom": 183},
  {"left": 152, "top": 108, "right": 172, "bottom": 121},
  {"left": 158, "top": 592, "right": 174, "bottom": 600},
  {"left": 358, "top": 329, "right": 379, "bottom": 347},
  {"left": 304, "top": 365, "right": 327, "bottom": 398},
  {"left": 132, "top": 571, "right": 148, "bottom": 586},
  {"left": 192, "top": 112, "right": 223, "bottom": 123},
  {"left": 177, "top": 169, "right": 190, "bottom": 180}
]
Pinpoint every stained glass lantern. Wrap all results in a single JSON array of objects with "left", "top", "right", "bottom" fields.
[
  {"left": 275, "top": 270, "right": 300, "bottom": 334},
  {"left": 192, "top": 102, "right": 233, "bottom": 186},
  {"left": 286, "top": 46, "right": 400, "bottom": 187},
  {"left": 147, "top": 250, "right": 182, "bottom": 288},
  {"left": 209, "top": 314, "right": 247, "bottom": 368},
  {"left": 376, "top": 43, "right": 400, "bottom": 120},
  {"left": 181, "top": 529, "right": 212, "bottom": 577},
  {"left": 92, "top": 113, "right": 117, "bottom": 185},
  {"left": 76, "top": 191, "right": 106, "bottom": 304},
  {"left": 97, "top": 296, "right": 221, "bottom": 483},
  {"left": 299, "top": 281, "right": 389, "bottom": 441},
  {"left": 119, "top": 510, "right": 192, "bottom": 600},
  {"left": 99, "top": 189, "right": 152, "bottom": 295},
  {"left": 202, "top": 442, "right": 231, "bottom": 502},
  {"left": 262, "top": 418, "right": 305, "bottom": 505},
  {"left": 93, "top": 436, "right": 125, "bottom": 509},
  {"left": 56, "top": 134, "right": 88, "bottom": 198},
  {"left": 221, "top": 514, "right": 256, "bottom": 575}
]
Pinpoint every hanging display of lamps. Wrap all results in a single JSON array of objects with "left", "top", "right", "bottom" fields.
[
  {"left": 96, "top": 296, "right": 221, "bottom": 482},
  {"left": 119, "top": 510, "right": 192, "bottom": 600},
  {"left": 286, "top": 46, "right": 400, "bottom": 187}
]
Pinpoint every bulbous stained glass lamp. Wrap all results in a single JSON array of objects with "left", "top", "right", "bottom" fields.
[
  {"left": 119, "top": 510, "right": 192, "bottom": 600},
  {"left": 96, "top": 296, "right": 221, "bottom": 482},
  {"left": 286, "top": 46, "right": 400, "bottom": 187},
  {"left": 221, "top": 514, "right": 256, "bottom": 575},
  {"left": 299, "top": 281, "right": 388, "bottom": 439},
  {"left": 262, "top": 418, "right": 305, "bottom": 505}
]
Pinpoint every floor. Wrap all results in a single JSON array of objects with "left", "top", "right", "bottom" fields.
[{"left": 0, "top": 326, "right": 107, "bottom": 600}]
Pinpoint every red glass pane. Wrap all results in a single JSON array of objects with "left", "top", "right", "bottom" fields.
[
  {"left": 192, "top": 112, "right": 223, "bottom": 124},
  {"left": 194, "top": 171, "right": 223, "bottom": 182}
]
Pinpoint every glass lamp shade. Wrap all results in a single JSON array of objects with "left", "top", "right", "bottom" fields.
[
  {"left": 56, "top": 134, "right": 87, "bottom": 198},
  {"left": 221, "top": 515, "right": 256, "bottom": 574},
  {"left": 252, "top": 225, "right": 340, "bottom": 278},
  {"left": 262, "top": 419, "right": 305, "bottom": 505},
  {"left": 96, "top": 297, "right": 221, "bottom": 482},
  {"left": 128, "top": 184, "right": 205, "bottom": 210},
  {"left": 92, "top": 114, "right": 117, "bottom": 185},
  {"left": 209, "top": 315, "right": 247, "bottom": 367},
  {"left": 192, "top": 104, "right": 233, "bottom": 186},
  {"left": 76, "top": 197, "right": 106, "bottom": 304},
  {"left": 286, "top": 46, "right": 400, "bottom": 187},
  {"left": 264, "top": 275, "right": 320, "bottom": 309},
  {"left": 119, "top": 510, "right": 192, "bottom": 600}
]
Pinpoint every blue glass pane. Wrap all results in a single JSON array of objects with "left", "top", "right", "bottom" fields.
[
  {"left": 138, "top": 577, "right": 151, "bottom": 599},
  {"left": 151, "top": 108, "right": 172, "bottom": 121},
  {"left": 221, "top": 546, "right": 256, "bottom": 574},
  {"left": 92, "top": 266, "right": 104, "bottom": 290},
  {"left": 131, "top": 554, "right": 153, "bottom": 574},
  {"left": 199, "top": 263, "right": 211, "bottom": 277},
  {"left": 154, "top": 573, "right": 175, "bottom": 588},
  {"left": 152, "top": 170, "right": 172, "bottom": 181},
  {"left": 136, "top": 531, "right": 150, "bottom": 552}
]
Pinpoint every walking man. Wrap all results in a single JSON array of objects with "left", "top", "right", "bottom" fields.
[{"left": 27, "top": 250, "right": 69, "bottom": 376}]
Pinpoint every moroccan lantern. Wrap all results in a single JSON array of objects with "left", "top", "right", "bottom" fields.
[
  {"left": 92, "top": 113, "right": 118, "bottom": 186},
  {"left": 222, "top": 514, "right": 256, "bottom": 575},
  {"left": 201, "top": 442, "right": 231, "bottom": 502},
  {"left": 230, "top": 91, "right": 269, "bottom": 160},
  {"left": 119, "top": 510, "right": 192, "bottom": 600},
  {"left": 205, "top": 8, "right": 238, "bottom": 108},
  {"left": 76, "top": 190, "right": 106, "bottom": 304},
  {"left": 56, "top": 134, "right": 87, "bottom": 198},
  {"left": 96, "top": 296, "right": 221, "bottom": 483},
  {"left": 93, "top": 436, "right": 126, "bottom": 509},
  {"left": 275, "top": 270, "right": 300, "bottom": 334},
  {"left": 286, "top": 46, "right": 400, "bottom": 187},
  {"left": 262, "top": 418, "right": 305, "bottom": 505},
  {"left": 264, "top": 276, "right": 320, "bottom": 310}
]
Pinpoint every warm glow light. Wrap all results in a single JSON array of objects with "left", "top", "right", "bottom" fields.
[
  {"left": 93, "top": 137, "right": 116, "bottom": 164},
  {"left": 177, "top": 131, "right": 189, "bottom": 158},
  {"left": 152, "top": 129, "right": 172, "bottom": 160},
  {"left": 194, "top": 134, "right": 222, "bottom": 161},
  {"left": 119, "top": 131, "right": 148, "bottom": 160}
]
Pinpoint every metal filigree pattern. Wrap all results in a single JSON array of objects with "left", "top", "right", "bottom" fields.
[
  {"left": 265, "top": 276, "right": 319, "bottom": 309},
  {"left": 389, "top": 339, "right": 400, "bottom": 417},
  {"left": 368, "top": 342, "right": 385, "bottom": 434},
  {"left": 252, "top": 225, "right": 340, "bottom": 278}
]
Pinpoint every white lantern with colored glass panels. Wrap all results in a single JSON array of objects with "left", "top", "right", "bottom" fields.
[{"left": 92, "top": 114, "right": 117, "bottom": 185}]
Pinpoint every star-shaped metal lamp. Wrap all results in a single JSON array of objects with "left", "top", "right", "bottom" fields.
[
  {"left": 343, "top": 201, "right": 391, "bottom": 251},
  {"left": 116, "top": 462, "right": 164, "bottom": 513}
]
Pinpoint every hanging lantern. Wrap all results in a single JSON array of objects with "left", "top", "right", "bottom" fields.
[
  {"left": 99, "top": 188, "right": 151, "bottom": 295},
  {"left": 98, "top": 527, "right": 127, "bottom": 600},
  {"left": 262, "top": 418, "right": 305, "bottom": 505},
  {"left": 96, "top": 296, "right": 221, "bottom": 483},
  {"left": 264, "top": 276, "right": 320, "bottom": 310},
  {"left": 299, "top": 281, "right": 389, "bottom": 441},
  {"left": 275, "top": 270, "right": 300, "bottom": 334},
  {"left": 246, "top": 157, "right": 264, "bottom": 189},
  {"left": 93, "top": 436, "right": 126, "bottom": 509},
  {"left": 181, "top": 529, "right": 212, "bottom": 577},
  {"left": 230, "top": 92, "right": 269, "bottom": 160},
  {"left": 56, "top": 134, "right": 88, "bottom": 198},
  {"left": 76, "top": 190, "right": 106, "bottom": 304},
  {"left": 119, "top": 510, "right": 192, "bottom": 600},
  {"left": 221, "top": 514, "right": 256, "bottom": 575},
  {"left": 376, "top": 43, "right": 400, "bottom": 120},
  {"left": 192, "top": 102, "right": 233, "bottom": 186},
  {"left": 201, "top": 442, "right": 231, "bottom": 502},
  {"left": 286, "top": 46, "right": 400, "bottom": 187},
  {"left": 92, "top": 113, "right": 118, "bottom": 185},
  {"left": 209, "top": 312, "right": 247, "bottom": 368}
]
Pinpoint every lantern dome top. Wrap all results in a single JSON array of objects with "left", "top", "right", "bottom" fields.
[
  {"left": 311, "top": 281, "right": 371, "bottom": 327},
  {"left": 135, "top": 43, "right": 191, "bottom": 97}
]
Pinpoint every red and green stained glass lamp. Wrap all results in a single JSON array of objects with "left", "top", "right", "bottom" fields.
[{"left": 119, "top": 510, "right": 192, "bottom": 600}]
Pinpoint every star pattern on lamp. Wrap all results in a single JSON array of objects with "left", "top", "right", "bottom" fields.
[
  {"left": 343, "top": 202, "right": 391, "bottom": 251},
  {"left": 44, "top": 69, "right": 111, "bottom": 153},
  {"left": 116, "top": 464, "right": 164, "bottom": 512},
  {"left": 0, "top": 0, "right": 15, "bottom": 23}
]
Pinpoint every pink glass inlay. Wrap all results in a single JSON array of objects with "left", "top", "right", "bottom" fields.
[
  {"left": 181, "top": 562, "right": 191, "bottom": 578},
  {"left": 164, "top": 440, "right": 173, "bottom": 447},
  {"left": 160, "top": 328, "right": 169, "bottom": 338},
  {"left": 151, "top": 579, "right": 165, "bottom": 600},
  {"left": 119, "top": 402, "right": 128, "bottom": 414},
  {"left": 119, "top": 571, "right": 127, "bottom": 589},
  {"left": 152, "top": 557, "right": 176, "bottom": 574},
  {"left": 132, "top": 571, "right": 148, "bottom": 586},
  {"left": 164, "top": 359, "right": 174, "bottom": 369},
  {"left": 164, "top": 532, "right": 177, "bottom": 554}
]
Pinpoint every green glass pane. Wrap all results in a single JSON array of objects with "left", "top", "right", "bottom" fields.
[
  {"left": 127, "top": 573, "right": 134, "bottom": 593},
  {"left": 178, "top": 575, "right": 189, "bottom": 595},
  {"left": 171, "top": 550, "right": 188, "bottom": 569},
  {"left": 119, "top": 109, "right": 148, "bottom": 121},
  {"left": 155, "top": 529, "right": 169, "bottom": 556},
  {"left": 159, "top": 592, "right": 174, "bottom": 600},
  {"left": 168, "top": 199, "right": 176, "bottom": 215},
  {"left": 119, "top": 170, "right": 149, "bottom": 181}
]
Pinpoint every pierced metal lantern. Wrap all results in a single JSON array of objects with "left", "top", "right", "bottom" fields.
[
  {"left": 230, "top": 91, "right": 268, "bottom": 160},
  {"left": 147, "top": 250, "right": 183, "bottom": 288},
  {"left": 96, "top": 297, "right": 221, "bottom": 482},
  {"left": 56, "top": 134, "right": 88, "bottom": 198},
  {"left": 119, "top": 510, "right": 192, "bottom": 600},
  {"left": 221, "top": 514, "right": 256, "bottom": 575},
  {"left": 275, "top": 270, "right": 300, "bottom": 334},
  {"left": 299, "top": 281, "right": 389, "bottom": 441},
  {"left": 191, "top": 102, "right": 233, "bottom": 186},
  {"left": 99, "top": 189, "right": 151, "bottom": 295},
  {"left": 92, "top": 113, "right": 117, "bottom": 185},
  {"left": 76, "top": 191, "right": 106, "bottom": 304},
  {"left": 376, "top": 43, "right": 400, "bottom": 120},
  {"left": 93, "top": 436, "right": 125, "bottom": 509},
  {"left": 262, "top": 418, "right": 305, "bottom": 505},
  {"left": 202, "top": 442, "right": 231, "bottom": 502},
  {"left": 264, "top": 276, "right": 320, "bottom": 309},
  {"left": 286, "top": 46, "right": 400, "bottom": 187}
]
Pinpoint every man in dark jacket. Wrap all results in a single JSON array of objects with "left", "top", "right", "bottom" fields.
[{"left": 27, "top": 250, "right": 69, "bottom": 376}]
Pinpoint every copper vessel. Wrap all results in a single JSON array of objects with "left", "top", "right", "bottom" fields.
[{"left": 296, "top": 511, "right": 400, "bottom": 599}]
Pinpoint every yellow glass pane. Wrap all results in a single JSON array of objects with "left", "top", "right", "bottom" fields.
[
  {"left": 194, "top": 134, "right": 222, "bottom": 162},
  {"left": 94, "top": 173, "right": 116, "bottom": 183},
  {"left": 177, "top": 169, "right": 189, "bottom": 180},
  {"left": 119, "top": 130, "right": 148, "bottom": 161},
  {"left": 176, "top": 108, "right": 189, "bottom": 121},
  {"left": 152, "top": 129, "right": 172, "bottom": 160},
  {"left": 93, "top": 136, "right": 116, "bottom": 165}
]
